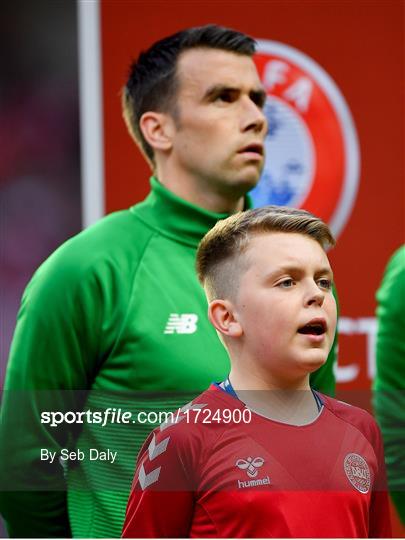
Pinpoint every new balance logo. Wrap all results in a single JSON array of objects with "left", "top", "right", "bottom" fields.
[
  {"left": 164, "top": 313, "right": 198, "bottom": 334},
  {"left": 236, "top": 456, "right": 265, "bottom": 478}
]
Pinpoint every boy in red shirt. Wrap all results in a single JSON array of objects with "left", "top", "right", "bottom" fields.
[{"left": 123, "top": 206, "right": 391, "bottom": 538}]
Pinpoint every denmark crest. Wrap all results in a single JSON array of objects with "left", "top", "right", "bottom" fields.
[
  {"left": 344, "top": 453, "right": 371, "bottom": 493},
  {"left": 252, "top": 40, "right": 360, "bottom": 239}
]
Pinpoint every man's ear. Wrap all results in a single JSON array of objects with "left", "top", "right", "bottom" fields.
[
  {"left": 208, "top": 299, "right": 242, "bottom": 338},
  {"left": 139, "top": 111, "right": 175, "bottom": 152}
]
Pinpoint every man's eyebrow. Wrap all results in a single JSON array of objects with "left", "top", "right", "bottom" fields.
[
  {"left": 202, "top": 84, "right": 267, "bottom": 103},
  {"left": 250, "top": 88, "right": 267, "bottom": 106},
  {"left": 203, "top": 84, "right": 238, "bottom": 100}
]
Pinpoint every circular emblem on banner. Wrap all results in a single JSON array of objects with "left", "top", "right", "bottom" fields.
[
  {"left": 252, "top": 40, "right": 360, "bottom": 239},
  {"left": 344, "top": 453, "right": 370, "bottom": 493}
]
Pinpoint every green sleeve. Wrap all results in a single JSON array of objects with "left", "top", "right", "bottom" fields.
[
  {"left": 0, "top": 239, "right": 117, "bottom": 537},
  {"left": 309, "top": 283, "right": 339, "bottom": 397},
  {"left": 373, "top": 245, "right": 405, "bottom": 524}
]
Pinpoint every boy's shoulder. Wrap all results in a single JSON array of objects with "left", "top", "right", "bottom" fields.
[
  {"left": 138, "top": 386, "right": 233, "bottom": 457},
  {"left": 133, "top": 386, "right": 230, "bottom": 490},
  {"left": 320, "top": 393, "right": 381, "bottom": 443}
]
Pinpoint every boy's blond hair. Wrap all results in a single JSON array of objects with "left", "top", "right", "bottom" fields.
[{"left": 196, "top": 205, "right": 335, "bottom": 301}]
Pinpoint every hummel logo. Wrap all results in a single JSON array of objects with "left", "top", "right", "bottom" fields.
[
  {"left": 164, "top": 313, "right": 198, "bottom": 334},
  {"left": 236, "top": 456, "right": 265, "bottom": 478},
  {"left": 236, "top": 456, "right": 270, "bottom": 489}
]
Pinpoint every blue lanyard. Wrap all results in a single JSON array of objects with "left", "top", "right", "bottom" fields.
[
  {"left": 312, "top": 389, "right": 324, "bottom": 412},
  {"left": 222, "top": 377, "right": 239, "bottom": 399}
]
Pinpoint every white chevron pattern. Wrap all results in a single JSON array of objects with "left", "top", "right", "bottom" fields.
[
  {"left": 138, "top": 463, "right": 161, "bottom": 490},
  {"left": 160, "top": 402, "right": 208, "bottom": 431},
  {"left": 137, "top": 403, "right": 208, "bottom": 491},
  {"left": 148, "top": 433, "right": 170, "bottom": 461}
]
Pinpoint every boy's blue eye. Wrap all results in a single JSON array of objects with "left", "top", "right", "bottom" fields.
[
  {"left": 279, "top": 279, "right": 294, "bottom": 288},
  {"left": 318, "top": 278, "right": 332, "bottom": 290}
]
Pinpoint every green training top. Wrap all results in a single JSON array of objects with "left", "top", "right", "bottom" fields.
[
  {"left": 373, "top": 245, "right": 405, "bottom": 525},
  {"left": 0, "top": 177, "right": 336, "bottom": 538}
]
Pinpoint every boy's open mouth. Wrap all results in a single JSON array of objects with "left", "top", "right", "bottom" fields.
[{"left": 297, "top": 319, "right": 327, "bottom": 336}]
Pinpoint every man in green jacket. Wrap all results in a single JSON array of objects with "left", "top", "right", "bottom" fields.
[
  {"left": 374, "top": 245, "right": 405, "bottom": 525},
  {"left": 0, "top": 25, "right": 337, "bottom": 538}
]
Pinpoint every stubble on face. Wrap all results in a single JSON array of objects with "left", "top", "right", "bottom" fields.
[{"left": 168, "top": 48, "right": 267, "bottom": 200}]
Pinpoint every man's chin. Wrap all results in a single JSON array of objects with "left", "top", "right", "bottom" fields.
[
  {"left": 219, "top": 178, "right": 259, "bottom": 201},
  {"left": 230, "top": 174, "right": 261, "bottom": 197}
]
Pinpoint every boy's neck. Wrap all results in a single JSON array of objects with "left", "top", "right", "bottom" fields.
[{"left": 228, "top": 370, "right": 321, "bottom": 426}]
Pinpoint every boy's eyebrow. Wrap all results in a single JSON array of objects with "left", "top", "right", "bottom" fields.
[
  {"left": 265, "top": 265, "right": 334, "bottom": 280},
  {"left": 315, "top": 267, "right": 335, "bottom": 279}
]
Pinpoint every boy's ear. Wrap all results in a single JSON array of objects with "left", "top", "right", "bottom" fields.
[
  {"left": 139, "top": 111, "right": 175, "bottom": 152},
  {"left": 208, "top": 299, "right": 242, "bottom": 338}
]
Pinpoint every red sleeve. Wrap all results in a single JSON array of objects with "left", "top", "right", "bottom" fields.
[
  {"left": 122, "top": 427, "right": 194, "bottom": 538},
  {"left": 369, "top": 420, "right": 392, "bottom": 538}
]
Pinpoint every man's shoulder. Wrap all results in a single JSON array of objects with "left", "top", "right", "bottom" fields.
[
  {"left": 57, "top": 207, "right": 151, "bottom": 264},
  {"left": 387, "top": 245, "right": 405, "bottom": 274},
  {"left": 31, "top": 208, "right": 154, "bottom": 289},
  {"left": 377, "top": 244, "right": 405, "bottom": 306}
]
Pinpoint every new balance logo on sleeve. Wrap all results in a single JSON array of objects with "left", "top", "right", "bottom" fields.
[{"left": 164, "top": 313, "right": 198, "bottom": 334}]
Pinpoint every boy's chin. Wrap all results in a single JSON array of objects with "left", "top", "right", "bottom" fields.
[{"left": 299, "top": 352, "right": 328, "bottom": 373}]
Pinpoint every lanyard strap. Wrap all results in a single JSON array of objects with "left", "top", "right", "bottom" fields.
[{"left": 222, "top": 377, "right": 239, "bottom": 399}]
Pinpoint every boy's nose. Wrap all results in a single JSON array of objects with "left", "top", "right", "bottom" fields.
[{"left": 305, "top": 286, "right": 325, "bottom": 307}]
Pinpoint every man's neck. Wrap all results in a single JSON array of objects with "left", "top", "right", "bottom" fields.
[{"left": 156, "top": 171, "right": 246, "bottom": 214}]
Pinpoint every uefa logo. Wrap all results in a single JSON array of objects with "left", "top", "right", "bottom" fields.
[{"left": 252, "top": 40, "right": 360, "bottom": 239}]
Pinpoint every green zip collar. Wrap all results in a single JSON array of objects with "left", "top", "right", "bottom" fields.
[{"left": 131, "top": 176, "right": 253, "bottom": 247}]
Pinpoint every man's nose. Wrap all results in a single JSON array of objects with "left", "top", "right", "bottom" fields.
[{"left": 241, "top": 98, "right": 267, "bottom": 134}]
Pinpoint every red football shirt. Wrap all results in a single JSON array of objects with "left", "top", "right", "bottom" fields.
[{"left": 122, "top": 385, "right": 391, "bottom": 538}]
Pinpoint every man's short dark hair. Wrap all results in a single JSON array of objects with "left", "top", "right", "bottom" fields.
[{"left": 122, "top": 24, "right": 257, "bottom": 166}]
